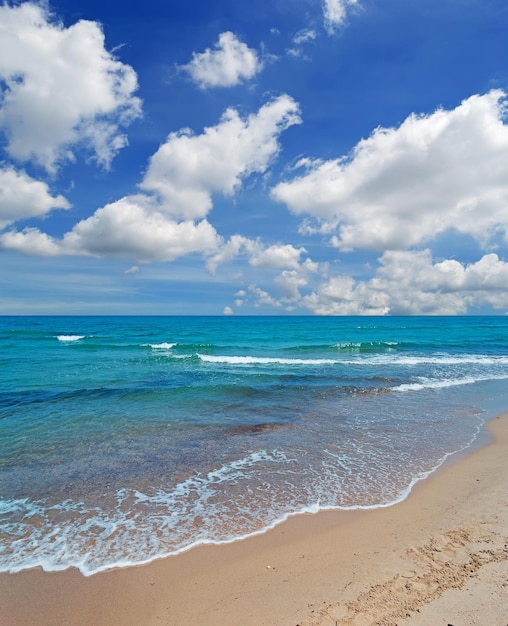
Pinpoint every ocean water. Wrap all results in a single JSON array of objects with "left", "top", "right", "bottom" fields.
[{"left": 1, "top": 315, "right": 508, "bottom": 576}]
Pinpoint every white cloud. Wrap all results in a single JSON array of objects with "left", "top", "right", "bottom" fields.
[
  {"left": 206, "top": 237, "right": 309, "bottom": 274},
  {"left": 293, "top": 29, "right": 317, "bottom": 45},
  {"left": 223, "top": 306, "right": 235, "bottom": 315},
  {"left": 0, "top": 166, "right": 70, "bottom": 228},
  {"left": 1, "top": 196, "right": 221, "bottom": 262},
  {"left": 375, "top": 250, "right": 508, "bottom": 313},
  {"left": 301, "top": 251, "right": 508, "bottom": 315},
  {"left": 249, "top": 285, "right": 281, "bottom": 307},
  {"left": 272, "top": 90, "right": 508, "bottom": 252},
  {"left": 288, "top": 29, "right": 317, "bottom": 58},
  {"left": 0, "top": 227, "right": 62, "bottom": 256},
  {"left": 181, "top": 31, "right": 263, "bottom": 89},
  {"left": 249, "top": 243, "right": 307, "bottom": 270},
  {"left": 141, "top": 95, "right": 301, "bottom": 220},
  {"left": 206, "top": 235, "right": 250, "bottom": 273},
  {"left": 63, "top": 197, "right": 222, "bottom": 261},
  {"left": 2, "top": 97, "right": 300, "bottom": 263},
  {"left": 273, "top": 270, "right": 308, "bottom": 301},
  {"left": 247, "top": 255, "right": 321, "bottom": 307},
  {"left": 323, "top": 0, "right": 359, "bottom": 34},
  {"left": 0, "top": 2, "right": 141, "bottom": 171},
  {"left": 302, "top": 274, "right": 387, "bottom": 315}
]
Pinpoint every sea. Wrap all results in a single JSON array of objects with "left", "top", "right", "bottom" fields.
[{"left": 1, "top": 315, "right": 508, "bottom": 576}]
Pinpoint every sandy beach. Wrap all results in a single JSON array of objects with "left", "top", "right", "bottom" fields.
[{"left": 2, "top": 413, "right": 507, "bottom": 626}]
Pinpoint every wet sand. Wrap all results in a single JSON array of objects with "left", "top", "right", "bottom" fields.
[{"left": 1, "top": 413, "right": 507, "bottom": 626}]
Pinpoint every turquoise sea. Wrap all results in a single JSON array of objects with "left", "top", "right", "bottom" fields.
[{"left": 1, "top": 316, "right": 508, "bottom": 575}]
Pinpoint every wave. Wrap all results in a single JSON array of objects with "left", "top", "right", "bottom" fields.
[
  {"left": 56, "top": 335, "right": 85, "bottom": 342},
  {"left": 282, "top": 341, "right": 404, "bottom": 355},
  {"left": 334, "top": 341, "right": 400, "bottom": 351},
  {"left": 146, "top": 341, "right": 405, "bottom": 358},
  {"left": 394, "top": 373, "right": 508, "bottom": 392},
  {"left": 195, "top": 352, "right": 508, "bottom": 368},
  {"left": 198, "top": 354, "right": 338, "bottom": 366},
  {"left": 384, "top": 354, "right": 508, "bottom": 366}
]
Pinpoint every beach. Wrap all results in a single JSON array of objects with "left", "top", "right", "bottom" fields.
[{"left": 2, "top": 411, "right": 506, "bottom": 625}]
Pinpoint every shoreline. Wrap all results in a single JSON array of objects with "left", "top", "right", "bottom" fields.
[{"left": 2, "top": 413, "right": 507, "bottom": 625}]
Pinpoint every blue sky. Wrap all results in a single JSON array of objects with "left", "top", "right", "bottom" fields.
[{"left": 1, "top": 0, "right": 508, "bottom": 315}]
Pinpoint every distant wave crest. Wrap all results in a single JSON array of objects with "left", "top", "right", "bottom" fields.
[{"left": 198, "top": 354, "right": 337, "bottom": 366}]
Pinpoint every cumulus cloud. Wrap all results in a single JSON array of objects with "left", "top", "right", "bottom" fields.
[
  {"left": 141, "top": 95, "right": 301, "bottom": 220},
  {"left": 180, "top": 31, "right": 263, "bottom": 89},
  {"left": 0, "top": 2, "right": 141, "bottom": 171},
  {"left": 323, "top": 0, "right": 359, "bottom": 34},
  {"left": 247, "top": 254, "right": 321, "bottom": 307},
  {"left": 0, "top": 227, "right": 62, "bottom": 256},
  {"left": 273, "top": 270, "right": 308, "bottom": 301},
  {"left": 301, "top": 251, "right": 508, "bottom": 315},
  {"left": 249, "top": 243, "right": 307, "bottom": 269},
  {"left": 205, "top": 234, "right": 249, "bottom": 273},
  {"left": 249, "top": 285, "right": 280, "bottom": 307},
  {"left": 0, "top": 167, "right": 70, "bottom": 228},
  {"left": 1, "top": 195, "right": 221, "bottom": 261},
  {"left": 2, "top": 97, "right": 300, "bottom": 263},
  {"left": 272, "top": 90, "right": 508, "bottom": 252},
  {"left": 206, "top": 236, "right": 309, "bottom": 274},
  {"left": 63, "top": 197, "right": 221, "bottom": 261},
  {"left": 373, "top": 250, "right": 508, "bottom": 314}
]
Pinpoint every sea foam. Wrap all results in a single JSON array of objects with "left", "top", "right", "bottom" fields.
[{"left": 198, "top": 354, "right": 337, "bottom": 365}]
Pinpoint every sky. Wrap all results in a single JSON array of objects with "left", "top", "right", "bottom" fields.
[{"left": 1, "top": 0, "right": 508, "bottom": 315}]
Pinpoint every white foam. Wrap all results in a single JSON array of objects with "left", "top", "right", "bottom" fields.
[
  {"left": 334, "top": 341, "right": 399, "bottom": 349},
  {"left": 57, "top": 335, "right": 85, "bottom": 342},
  {"left": 0, "top": 449, "right": 295, "bottom": 576},
  {"left": 380, "top": 354, "right": 508, "bottom": 366},
  {"left": 394, "top": 373, "right": 508, "bottom": 392},
  {"left": 197, "top": 352, "right": 508, "bottom": 368},
  {"left": 198, "top": 354, "right": 337, "bottom": 366},
  {"left": 147, "top": 342, "right": 176, "bottom": 350}
]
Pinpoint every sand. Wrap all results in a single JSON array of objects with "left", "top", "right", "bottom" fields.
[{"left": 1, "top": 414, "right": 507, "bottom": 626}]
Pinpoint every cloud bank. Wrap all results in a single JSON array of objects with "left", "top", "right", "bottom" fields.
[{"left": 300, "top": 251, "right": 508, "bottom": 315}]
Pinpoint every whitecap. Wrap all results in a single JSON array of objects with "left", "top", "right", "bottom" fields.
[
  {"left": 197, "top": 354, "right": 337, "bottom": 366},
  {"left": 57, "top": 335, "right": 85, "bottom": 342},
  {"left": 394, "top": 373, "right": 508, "bottom": 392}
]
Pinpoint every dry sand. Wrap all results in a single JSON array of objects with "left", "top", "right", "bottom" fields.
[{"left": 1, "top": 414, "right": 507, "bottom": 626}]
